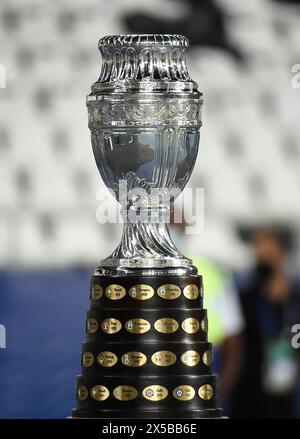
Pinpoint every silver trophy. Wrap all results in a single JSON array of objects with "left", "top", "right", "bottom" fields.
[
  {"left": 73, "top": 34, "right": 222, "bottom": 419},
  {"left": 88, "top": 34, "right": 202, "bottom": 275}
]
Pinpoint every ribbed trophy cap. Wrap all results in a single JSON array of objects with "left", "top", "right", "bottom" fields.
[
  {"left": 90, "top": 34, "right": 198, "bottom": 93},
  {"left": 98, "top": 34, "right": 189, "bottom": 48}
]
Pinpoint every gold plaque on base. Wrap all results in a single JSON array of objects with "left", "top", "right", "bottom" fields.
[
  {"left": 183, "top": 284, "right": 199, "bottom": 300},
  {"left": 154, "top": 318, "right": 179, "bottom": 334},
  {"left": 87, "top": 318, "right": 98, "bottom": 334},
  {"left": 125, "top": 318, "right": 151, "bottom": 334},
  {"left": 202, "top": 350, "right": 212, "bottom": 366},
  {"left": 100, "top": 318, "right": 122, "bottom": 334},
  {"left": 173, "top": 385, "right": 195, "bottom": 401},
  {"left": 113, "top": 385, "right": 138, "bottom": 401},
  {"left": 198, "top": 384, "right": 213, "bottom": 400},
  {"left": 121, "top": 352, "right": 147, "bottom": 367},
  {"left": 77, "top": 385, "right": 89, "bottom": 401},
  {"left": 151, "top": 351, "right": 177, "bottom": 367},
  {"left": 90, "top": 385, "right": 110, "bottom": 401},
  {"left": 105, "top": 284, "right": 126, "bottom": 300},
  {"left": 157, "top": 284, "right": 181, "bottom": 300},
  {"left": 91, "top": 284, "right": 103, "bottom": 300},
  {"left": 201, "top": 317, "right": 208, "bottom": 333},
  {"left": 180, "top": 350, "right": 200, "bottom": 367},
  {"left": 181, "top": 317, "right": 200, "bottom": 334},
  {"left": 82, "top": 352, "right": 94, "bottom": 367},
  {"left": 129, "top": 284, "right": 154, "bottom": 300},
  {"left": 142, "top": 385, "right": 168, "bottom": 401},
  {"left": 97, "top": 351, "right": 118, "bottom": 367}
]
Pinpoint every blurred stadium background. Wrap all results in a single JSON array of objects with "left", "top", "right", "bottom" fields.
[{"left": 0, "top": 0, "right": 300, "bottom": 418}]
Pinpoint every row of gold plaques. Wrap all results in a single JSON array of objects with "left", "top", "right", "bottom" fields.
[
  {"left": 91, "top": 283, "right": 203, "bottom": 301},
  {"left": 83, "top": 349, "right": 212, "bottom": 368},
  {"left": 87, "top": 317, "right": 208, "bottom": 335},
  {"left": 77, "top": 384, "right": 213, "bottom": 402}
]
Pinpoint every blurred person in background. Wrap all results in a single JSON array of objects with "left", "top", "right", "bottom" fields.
[
  {"left": 171, "top": 217, "right": 244, "bottom": 409},
  {"left": 231, "top": 225, "right": 300, "bottom": 418}
]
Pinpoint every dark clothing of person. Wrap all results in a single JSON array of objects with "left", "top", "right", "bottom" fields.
[{"left": 231, "top": 268, "right": 300, "bottom": 419}]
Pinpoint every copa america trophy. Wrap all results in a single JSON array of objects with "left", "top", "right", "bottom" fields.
[{"left": 72, "top": 34, "right": 223, "bottom": 418}]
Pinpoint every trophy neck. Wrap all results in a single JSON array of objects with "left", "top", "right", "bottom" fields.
[
  {"left": 96, "top": 204, "right": 193, "bottom": 274},
  {"left": 96, "top": 223, "right": 195, "bottom": 276}
]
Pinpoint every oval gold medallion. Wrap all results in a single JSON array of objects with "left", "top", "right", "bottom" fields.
[
  {"left": 77, "top": 385, "right": 88, "bottom": 401},
  {"left": 105, "top": 284, "right": 126, "bottom": 300},
  {"left": 151, "top": 351, "right": 177, "bottom": 367},
  {"left": 181, "top": 317, "right": 200, "bottom": 334},
  {"left": 121, "top": 352, "right": 147, "bottom": 367},
  {"left": 180, "top": 350, "right": 200, "bottom": 367},
  {"left": 101, "top": 318, "right": 122, "bottom": 334},
  {"left": 154, "top": 318, "right": 179, "bottom": 334},
  {"left": 82, "top": 352, "right": 94, "bottom": 367},
  {"left": 201, "top": 317, "right": 208, "bottom": 333},
  {"left": 125, "top": 318, "right": 151, "bottom": 334},
  {"left": 173, "top": 385, "right": 195, "bottom": 401},
  {"left": 97, "top": 351, "right": 118, "bottom": 367},
  {"left": 202, "top": 350, "right": 212, "bottom": 366},
  {"left": 90, "top": 385, "right": 110, "bottom": 401},
  {"left": 87, "top": 317, "right": 98, "bottom": 334},
  {"left": 183, "top": 284, "right": 199, "bottom": 300},
  {"left": 113, "top": 385, "right": 138, "bottom": 401},
  {"left": 198, "top": 384, "right": 213, "bottom": 400},
  {"left": 129, "top": 284, "right": 154, "bottom": 300},
  {"left": 157, "top": 284, "right": 181, "bottom": 300},
  {"left": 142, "top": 385, "right": 168, "bottom": 402},
  {"left": 91, "top": 284, "right": 103, "bottom": 300}
]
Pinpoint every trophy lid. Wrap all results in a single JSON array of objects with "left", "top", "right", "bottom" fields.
[{"left": 91, "top": 34, "right": 198, "bottom": 94}]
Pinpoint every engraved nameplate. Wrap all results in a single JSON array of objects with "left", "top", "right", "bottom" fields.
[
  {"left": 129, "top": 284, "right": 154, "bottom": 300},
  {"left": 90, "top": 385, "right": 110, "bottom": 401},
  {"left": 87, "top": 318, "right": 98, "bottom": 334},
  {"left": 154, "top": 318, "right": 179, "bottom": 334},
  {"left": 77, "top": 385, "right": 88, "bottom": 401},
  {"left": 202, "top": 350, "right": 212, "bottom": 366},
  {"left": 183, "top": 284, "right": 199, "bottom": 300},
  {"left": 157, "top": 284, "right": 181, "bottom": 300},
  {"left": 181, "top": 318, "right": 200, "bottom": 334},
  {"left": 97, "top": 351, "right": 118, "bottom": 367},
  {"left": 91, "top": 284, "right": 103, "bottom": 300},
  {"left": 82, "top": 352, "right": 94, "bottom": 367},
  {"left": 142, "top": 385, "right": 168, "bottom": 401},
  {"left": 198, "top": 384, "right": 213, "bottom": 400},
  {"left": 113, "top": 385, "right": 138, "bottom": 401},
  {"left": 173, "top": 385, "right": 195, "bottom": 401},
  {"left": 180, "top": 350, "right": 200, "bottom": 367},
  {"left": 151, "top": 351, "right": 176, "bottom": 367},
  {"left": 121, "top": 352, "right": 147, "bottom": 367},
  {"left": 125, "top": 318, "right": 151, "bottom": 334},
  {"left": 101, "top": 318, "right": 122, "bottom": 334},
  {"left": 105, "top": 284, "right": 126, "bottom": 300}
]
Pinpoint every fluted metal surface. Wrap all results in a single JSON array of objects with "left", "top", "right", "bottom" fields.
[{"left": 87, "top": 34, "right": 202, "bottom": 271}]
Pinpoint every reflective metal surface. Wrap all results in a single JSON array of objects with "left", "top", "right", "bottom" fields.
[{"left": 87, "top": 34, "right": 202, "bottom": 274}]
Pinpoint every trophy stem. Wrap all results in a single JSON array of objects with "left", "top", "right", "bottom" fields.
[{"left": 100, "top": 207, "right": 192, "bottom": 271}]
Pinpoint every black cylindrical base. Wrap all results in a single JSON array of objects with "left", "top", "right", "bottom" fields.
[{"left": 72, "top": 273, "right": 223, "bottom": 419}]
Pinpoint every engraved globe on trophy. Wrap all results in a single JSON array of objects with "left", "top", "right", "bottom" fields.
[{"left": 72, "top": 34, "right": 223, "bottom": 418}]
